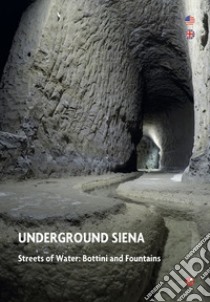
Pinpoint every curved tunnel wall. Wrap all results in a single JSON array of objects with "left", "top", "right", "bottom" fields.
[
  {"left": 0, "top": 0, "right": 195, "bottom": 179},
  {"left": 0, "top": 0, "right": 142, "bottom": 178}
]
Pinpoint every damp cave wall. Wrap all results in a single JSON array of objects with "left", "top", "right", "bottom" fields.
[{"left": 0, "top": 0, "right": 193, "bottom": 179}]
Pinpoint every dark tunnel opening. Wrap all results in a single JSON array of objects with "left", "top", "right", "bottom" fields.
[
  {"left": 128, "top": 5, "right": 195, "bottom": 174},
  {"left": 137, "top": 65, "right": 194, "bottom": 172},
  {"left": 0, "top": 1, "right": 33, "bottom": 80}
]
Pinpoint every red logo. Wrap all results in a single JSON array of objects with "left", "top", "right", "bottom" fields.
[{"left": 185, "top": 277, "right": 195, "bottom": 287}]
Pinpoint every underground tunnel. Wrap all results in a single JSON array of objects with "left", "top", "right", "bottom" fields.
[
  {"left": 136, "top": 64, "right": 194, "bottom": 172},
  {"left": 0, "top": 0, "right": 210, "bottom": 302},
  {"left": 0, "top": 0, "right": 195, "bottom": 178}
]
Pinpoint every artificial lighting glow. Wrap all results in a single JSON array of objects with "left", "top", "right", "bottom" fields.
[
  {"left": 171, "top": 174, "right": 183, "bottom": 182},
  {"left": 143, "top": 124, "right": 162, "bottom": 169}
]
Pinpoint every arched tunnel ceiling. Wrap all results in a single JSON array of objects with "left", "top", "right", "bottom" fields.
[
  {"left": 142, "top": 66, "right": 194, "bottom": 113},
  {"left": 129, "top": 19, "right": 194, "bottom": 114}
]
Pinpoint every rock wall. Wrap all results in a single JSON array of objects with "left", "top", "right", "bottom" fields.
[
  {"left": 0, "top": 0, "right": 142, "bottom": 178},
  {"left": 183, "top": 0, "right": 210, "bottom": 183},
  {"left": 0, "top": 0, "right": 193, "bottom": 179}
]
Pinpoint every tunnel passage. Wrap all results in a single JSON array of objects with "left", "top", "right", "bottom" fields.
[
  {"left": 136, "top": 66, "right": 194, "bottom": 172},
  {"left": 136, "top": 64, "right": 194, "bottom": 172},
  {"left": 0, "top": 0, "right": 194, "bottom": 178},
  {"left": 139, "top": 106, "right": 194, "bottom": 172},
  {"left": 130, "top": 4, "right": 195, "bottom": 172}
]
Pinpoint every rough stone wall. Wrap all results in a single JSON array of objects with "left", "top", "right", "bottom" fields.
[
  {"left": 0, "top": 0, "right": 193, "bottom": 179},
  {"left": 0, "top": 0, "right": 142, "bottom": 178},
  {"left": 183, "top": 0, "right": 210, "bottom": 183}
]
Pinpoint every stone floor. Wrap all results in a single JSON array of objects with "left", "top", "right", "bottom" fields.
[
  {"left": 0, "top": 174, "right": 130, "bottom": 221},
  {"left": 117, "top": 172, "right": 210, "bottom": 237}
]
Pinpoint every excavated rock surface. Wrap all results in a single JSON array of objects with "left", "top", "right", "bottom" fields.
[
  {"left": 0, "top": 0, "right": 192, "bottom": 178},
  {"left": 0, "top": 0, "right": 141, "bottom": 178}
]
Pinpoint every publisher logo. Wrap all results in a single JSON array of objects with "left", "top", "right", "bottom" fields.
[{"left": 144, "top": 233, "right": 210, "bottom": 301}]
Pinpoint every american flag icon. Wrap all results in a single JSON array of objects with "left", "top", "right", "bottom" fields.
[
  {"left": 185, "top": 15, "right": 195, "bottom": 26},
  {"left": 186, "top": 29, "right": 195, "bottom": 40}
]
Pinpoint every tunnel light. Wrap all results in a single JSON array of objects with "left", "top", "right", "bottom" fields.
[
  {"left": 142, "top": 125, "right": 162, "bottom": 170},
  {"left": 145, "top": 127, "right": 162, "bottom": 152},
  {"left": 171, "top": 174, "right": 183, "bottom": 182}
]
